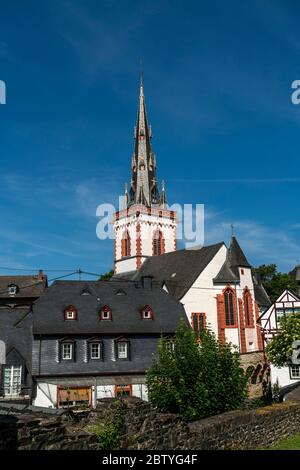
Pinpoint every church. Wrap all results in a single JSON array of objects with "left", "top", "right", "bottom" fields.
[{"left": 113, "top": 80, "right": 271, "bottom": 395}]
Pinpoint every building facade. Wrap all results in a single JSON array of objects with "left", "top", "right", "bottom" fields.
[
  {"left": 32, "top": 279, "right": 187, "bottom": 408},
  {"left": 0, "top": 272, "right": 47, "bottom": 402}
]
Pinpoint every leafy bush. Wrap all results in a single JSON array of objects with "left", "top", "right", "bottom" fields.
[
  {"left": 90, "top": 400, "right": 125, "bottom": 450},
  {"left": 266, "top": 314, "right": 300, "bottom": 366},
  {"left": 146, "top": 319, "right": 248, "bottom": 421}
]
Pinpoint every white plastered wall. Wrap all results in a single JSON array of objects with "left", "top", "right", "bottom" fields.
[{"left": 34, "top": 382, "right": 57, "bottom": 408}]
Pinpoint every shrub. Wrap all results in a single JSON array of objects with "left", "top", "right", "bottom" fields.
[{"left": 146, "top": 319, "right": 248, "bottom": 421}]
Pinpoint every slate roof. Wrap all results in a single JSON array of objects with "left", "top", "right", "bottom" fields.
[
  {"left": 252, "top": 273, "right": 271, "bottom": 308},
  {"left": 133, "top": 243, "right": 225, "bottom": 300},
  {"left": 0, "top": 275, "right": 47, "bottom": 299},
  {"left": 33, "top": 280, "right": 187, "bottom": 335},
  {"left": 214, "top": 237, "right": 251, "bottom": 283},
  {"left": 228, "top": 236, "right": 251, "bottom": 268}
]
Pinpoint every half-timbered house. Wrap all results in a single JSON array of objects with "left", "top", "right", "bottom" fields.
[{"left": 259, "top": 288, "right": 300, "bottom": 389}]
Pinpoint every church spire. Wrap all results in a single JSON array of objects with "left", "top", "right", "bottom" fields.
[{"left": 128, "top": 80, "right": 162, "bottom": 208}]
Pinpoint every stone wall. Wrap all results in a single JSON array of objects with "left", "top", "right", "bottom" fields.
[
  {"left": 95, "top": 398, "right": 300, "bottom": 450},
  {"left": 0, "top": 413, "right": 98, "bottom": 450},
  {"left": 2, "top": 398, "right": 300, "bottom": 450}
]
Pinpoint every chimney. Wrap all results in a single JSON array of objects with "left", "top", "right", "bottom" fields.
[
  {"left": 38, "top": 269, "right": 43, "bottom": 281},
  {"left": 141, "top": 276, "right": 153, "bottom": 289}
]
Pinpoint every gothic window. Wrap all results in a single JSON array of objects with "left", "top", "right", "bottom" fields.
[
  {"left": 191, "top": 313, "right": 206, "bottom": 339},
  {"left": 243, "top": 288, "right": 252, "bottom": 327},
  {"left": 153, "top": 230, "right": 164, "bottom": 256},
  {"left": 224, "top": 288, "right": 235, "bottom": 326},
  {"left": 121, "top": 230, "right": 131, "bottom": 258}
]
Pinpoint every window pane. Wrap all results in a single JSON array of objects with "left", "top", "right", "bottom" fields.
[
  {"left": 91, "top": 343, "right": 101, "bottom": 359},
  {"left": 118, "top": 342, "right": 128, "bottom": 359},
  {"left": 62, "top": 343, "right": 72, "bottom": 360}
]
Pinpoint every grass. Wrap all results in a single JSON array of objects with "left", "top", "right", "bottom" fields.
[{"left": 261, "top": 433, "right": 300, "bottom": 450}]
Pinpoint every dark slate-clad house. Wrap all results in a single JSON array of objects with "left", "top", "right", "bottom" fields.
[
  {"left": 0, "top": 272, "right": 47, "bottom": 402},
  {"left": 32, "top": 279, "right": 187, "bottom": 408}
]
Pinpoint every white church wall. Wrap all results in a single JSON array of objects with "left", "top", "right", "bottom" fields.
[{"left": 181, "top": 244, "right": 227, "bottom": 338}]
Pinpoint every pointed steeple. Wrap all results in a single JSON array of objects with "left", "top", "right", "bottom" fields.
[
  {"left": 161, "top": 179, "right": 167, "bottom": 208},
  {"left": 128, "top": 79, "right": 162, "bottom": 208},
  {"left": 228, "top": 236, "right": 251, "bottom": 268}
]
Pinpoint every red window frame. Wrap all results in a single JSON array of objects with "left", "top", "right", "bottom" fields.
[
  {"left": 140, "top": 305, "right": 153, "bottom": 320},
  {"left": 153, "top": 230, "right": 165, "bottom": 256},
  {"left": 64, "top": 305, "right": 77, "bottom": 321},
  {"left": 121, "top": 230, "right": 131, "bottom": 258},
  {"left": 224, "top": 288, "right": 237, "bottom": 327},
  {"left": 191, "top": 312, "right": 206, "bottom": 339},
  {"left": 100, "top": 305, "right": 112, "bottom": 321}
]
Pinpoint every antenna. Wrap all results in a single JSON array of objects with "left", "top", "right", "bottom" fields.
[{"left": 230, "top": 224, "right": 235, "bottom": 237}]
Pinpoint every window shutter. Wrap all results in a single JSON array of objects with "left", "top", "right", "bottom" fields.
[
  {"left": 83, "top": 340, "right": 88, "bottom": 363},
  {"left": 56, "top": 340, "right": 60, "bottom": 363}
]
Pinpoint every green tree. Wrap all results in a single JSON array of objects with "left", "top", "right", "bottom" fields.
[
  {"left": 266, "top": 314, "right": 300, "bottom": 367},
  {"left": 99, "top": 270, "right": 114, "bottom": 281},
  {"left": 254, "top": 264, "right": 297, "bottom": 302},
  {"left": 146, "top": 319, "right": 248, "bottom": 421}
]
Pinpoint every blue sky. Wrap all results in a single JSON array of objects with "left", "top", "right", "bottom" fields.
[{"left": 0, "top": 0, "right": 300, "bottom": 280}]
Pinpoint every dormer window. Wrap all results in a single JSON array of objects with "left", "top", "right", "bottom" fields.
[
  {"left": 81, "top": 289, "right": 91, "bottom": 296},
  {"left": 64, "top": 305, "right": 77, "bottom": 321},
  {"left": 8, "top": 284, "right": 18, "bottom": 296},
  {"left": 100, "top": 305, "right": 112, "bottom": 321},
  {"left": 141, "top": 305, "right": 153, "bottom": 320}
]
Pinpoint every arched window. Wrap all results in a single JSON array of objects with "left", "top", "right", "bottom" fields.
[
  {"left": 243, "top": 288, "right": 252, "bottom": 327},
  {"left": 153, "top": 230, "right": 164, "bottom": 256},
  {"left": 224, "top": 288, "right": 235, "bottom": 326},
  {"left": 121, "top": 230, "right": 131, "bottom": 258}
]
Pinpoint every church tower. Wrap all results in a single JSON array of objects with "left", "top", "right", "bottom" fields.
[{"left": 113, "top": 80, "right": 177, "bottom": 274}]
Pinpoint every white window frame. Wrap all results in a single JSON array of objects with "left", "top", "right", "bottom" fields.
[
  {"left": 117, "top": 342, "right": 128, "bottom": 359},
  {"left": 101, "top": 309, "right": 111, "bottom": 320},
  {"left": 3, "top": 365, "right": 22, "bottom": 396},
  {"left": 62, "top": 343, "right": 73, "bottom": 360},
  {"left": 290, "top": 365, "right": 300, "bottom": 379},
  {"left": 90, "top": 342, "right": 101, "bottom": 360},
  {"left": 66, "top": 310, "right": 76, "bottom": 320},
  {"left": 143, "top": 309, "right": 152, "bottom": 319}
]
